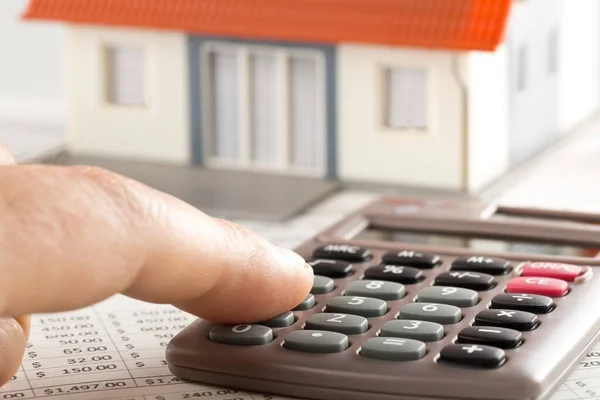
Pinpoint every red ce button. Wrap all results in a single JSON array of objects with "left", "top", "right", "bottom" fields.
[{"left": 506, "top": 277, "right": 569, "bottom": 298}]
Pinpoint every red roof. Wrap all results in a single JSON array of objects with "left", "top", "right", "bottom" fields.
[{"left": 22, "top": 0, "right": 512, "bottom": 51}]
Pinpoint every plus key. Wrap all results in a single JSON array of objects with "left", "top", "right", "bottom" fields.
[
  {"left": 506, "top": 277, "right": 569, "bottom": 298},
  {"left": 439, "top": 344, "right": 505, "bottom": 368}
]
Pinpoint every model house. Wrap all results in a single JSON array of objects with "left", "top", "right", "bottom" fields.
[{"left": 22, "top": 0, "right": 600, "bottom": 194}]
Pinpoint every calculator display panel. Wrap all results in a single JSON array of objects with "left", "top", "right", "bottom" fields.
[{"left": 353, "top": 226, "right": 600, "bottom": 258}]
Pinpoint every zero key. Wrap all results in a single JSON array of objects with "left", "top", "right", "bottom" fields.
[{"left": 209, "top": 324, "right": 273, "bottom": 346}]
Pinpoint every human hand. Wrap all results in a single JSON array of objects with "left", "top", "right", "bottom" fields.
[{"left": 0, "top": 142, "right": 313, "bottom": 386}]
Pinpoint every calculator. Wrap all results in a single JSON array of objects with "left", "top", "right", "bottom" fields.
[{"left": 165, "top": 197, "right": 600, "bottom": 400}]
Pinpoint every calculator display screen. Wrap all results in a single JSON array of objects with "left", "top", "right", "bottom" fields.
[{"left": 354, "top": 227, "right": 600, "bottom": 257}]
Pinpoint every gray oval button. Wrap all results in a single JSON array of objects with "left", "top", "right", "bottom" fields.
[
  {"left": 380, "top": 320, "right": 444, "bottom": 342},
  {"left": 416, "top": 286, "right": 479, "bottom": 307},
  {"left": 398, "top": 303, "right": 462, "bottom": 325},
  {"left": 209, "top": 324, "right": 273, "bottom": 345},
  {"left": 283, "top": 330, "right": 349, "bottom": 353},
  {"left": 344, "top": 280, "right": 405, "bottom": 301},
  {"left": 325, "top": 296, "right": 388, "bottom": 318},
  {"left": 305, "top": 313, "right": 368, "bottom": 335},
  {"left": 360, "top": 337, "right": 426, "bottom": 361}
]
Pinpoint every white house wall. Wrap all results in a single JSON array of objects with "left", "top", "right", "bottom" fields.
[
  {"left": 65, "top": 26, "right": 190, "bottom": 163},
  {"left": 465, "top": 44, "right": 511, "bottom": 193},
  {"left": 557, "top": 0, "right": 600, "bottom": 133},
  {"left": 336, "top": 44, "right": 465, "bottom": 191}
]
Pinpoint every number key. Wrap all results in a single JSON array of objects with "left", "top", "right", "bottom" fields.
[
  {"left": 305, "top": 313, "right": 368, "bottom": 334},
  {"left": 344, "top": 280, "right": 406, "bottom": 300},
  {"left": 398, "top": 303, "right": 462, "bottom": 324},
  {"left": 209, "top": 324, "right": 273, "bottom": 345},
  {"left": 325, "top": 296, "right": 388, "bottom": 318},
  {"left": 380, "top": 320, "right": 444, "bottom": 342},
  {"left": 416, "top": 286, "right": 479, "bottom": 307}
]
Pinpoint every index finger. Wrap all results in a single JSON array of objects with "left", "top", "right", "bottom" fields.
[{"left": 0, "top": 163, "right": 313, "bottom": 323}]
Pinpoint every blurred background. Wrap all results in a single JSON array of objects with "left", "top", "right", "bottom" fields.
[{"left": 1, "top": 0, "right": 600, "bottom": 229}]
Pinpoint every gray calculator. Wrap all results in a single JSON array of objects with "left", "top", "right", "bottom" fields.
[{"left": 165, "top": 197, "right": 600, "bottom": 400}]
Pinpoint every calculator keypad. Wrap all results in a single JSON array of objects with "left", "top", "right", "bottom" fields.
[
  {"left": 456, "top": 326, "right": 522, "bottom": 349},
  {"left": 305, "top": 313, "right": 369, "bottom": 335},
  {"left": 451, "top": 257, "right": 512, "bottom": 275},
  {"left": 416, "top": 286, "right": 479, "bottom": 307},
  {"left": 312, "top": 244, "right": 371, "bottom": 262},
  {"left": 439, "top": 344, "right": 506, "bottom": 368},
  {"left": 474, "top": 309, "right": 539, "bottom": 331},
  {"left": 434, "top": 271, "right": 496, "bottom": 291},
  {"left": 260, "top": 311, "right": 295, "bottom": 328},
  {"left": 380, "top": 320, "right": 444, "bottom": 342},
  {"left": 308, "top": 259, "right": 353, "bottom": 278},
  {"left": 490, "top": 293, "right": 555, "bottom": 313},
  {"left": 360, "top": 337, "right": 427, "bottom": 361},
  {"left": 206, "top": 244, "right": 587, "bottom": 372},
  {"left": 506, "top": 277, "right": 569, "bottom": 297},
  {"left": 312, "top": 275, "right": 335, "bottom": 294},
  {"left": 381, "top": 250, "right": 440, "bottom": 268},
  {"left": 293, "top": 293, "right": 316, "bottom": 311},
  {"left": 209, "top": 324, "right": 273, "bottom": 346},
  {"left": 363, "top": 264, "right": 424, "bottom": 284},
  {"left": 283, "top": 330, "right": 349, "bottom": 353},
  {"left": 398, "top": 303, "right": 462, "bottom": 325},
  {"left": 344, "top": 280, "right": 406, "bottom": 300},
  {"left": 325, "top": 296, "right": 388, "bottom": 317}
]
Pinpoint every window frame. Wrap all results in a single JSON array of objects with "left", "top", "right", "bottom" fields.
[
  {"left": 382, "top": 65, "right": 430, "bottom": 133},
  {"left": 200, "top": 41, "right": 327, "bottom": 177},
  {"left": 102, "top": 44, "right": 150, "bottom": 108}
]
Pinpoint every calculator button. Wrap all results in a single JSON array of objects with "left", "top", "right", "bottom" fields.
[
  {"left": 209, "top": 324, "right": 273, "bottom": 346},
  {"left": 344, "top": 280, "right": 406, "bottom": 301},
  {"left": 360, "top": 337, "right": 427, "bottom": 361},
  {"left": 382, "top": 250, "right": 440, "bottom": 269},
  {"left": 451, "top": 256, "right": 511, "bottom": 275},
  {"left": 519, "top": 261, "right": 585, "bottom": 282},
  {"left": 312, "top": 244, "right": 371, "bottom": 262},
  {"left": 308, "top": 259, "right": 353, "bottom": 278},
  {"left": 259, "top": 311, "right": 295, "bottom": 328},
  {"left": 293, "top": 294, "right": 316, "bottom": 311},
  {"left": 474, "top": 309, "right": 539, "bottom": 331},
  {"left": 416, "top": 286, "right": 479, "bottom": 307},
  {"left": 325, "top": 296, "right": 388, "bottom": 318},
  {"left": 305, "top": 313, "right": 368, "bottom": 335},
  {"left": 363, "top": 265, "right": 424, "bottom": 284},
  {"left": 398, "top": 303, "right": 462, "bottom": 325},
  {"left": 490, "top": 293, "right": 555, "bottom": 314},
  {"left": 456, "top": 326, "right": 522, "bottom": 349},
  {"left": 439, "top": 344, "right": 505, "bottom": 368},
  {"left": 380, "top": 320, "right": 444, "bottom": 342},
  {"left": 283, "top": 330, "right": 349, "bottom": 353},
  {"left": 312, "top": 275, "right": 335, "bottom": 294},
  {"left": 434, "top": 271, "right": 495, "bottom": 291},
  {"left": 506, "top": 277, "right": 569, "bottom": 298}
]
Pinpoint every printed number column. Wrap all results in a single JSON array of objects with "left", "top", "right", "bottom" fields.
[
  {"left": 0, "top": 364, "right": 35, "bottom": 399},
  {"left": 21, "top": 309, "right": 137, "bottom": 397},
  {"left": 97, "top": 305, "right": 195, "bottom": 387}
]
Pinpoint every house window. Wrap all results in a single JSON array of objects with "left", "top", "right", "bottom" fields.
[
  {"left": 385, "top": 67, "right": 428, "bottom": 130},
  {"left": 203, "top": 43, "right": 325, "bottom": 174},
  {"left": 105, "top": 46, "right": 147, "bottom": 106},
  {"left": 547, "top": 27, "right": 558, "bottom": 74},
  {"left": 517, "top": 44, "right": 528, "bottom": 92}
]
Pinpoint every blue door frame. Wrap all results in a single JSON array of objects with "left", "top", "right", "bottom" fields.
[{"left": 186, "top": 35, "right": 338, "bottom": 179}]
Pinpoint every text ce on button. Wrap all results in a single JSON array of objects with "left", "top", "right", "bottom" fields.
[{"left": 506, "top": 277, "right": 569, "bottom": 298}]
